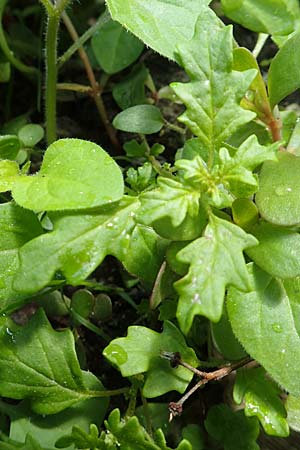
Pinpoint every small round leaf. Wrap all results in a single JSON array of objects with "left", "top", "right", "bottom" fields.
[
  {"left": 18, "top": 124, "right": 44, "bottom": 147},
  {"left": 113, "top": 105, "right": 164, "bottom": 134}
]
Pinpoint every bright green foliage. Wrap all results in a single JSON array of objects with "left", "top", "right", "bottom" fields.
[
  {"left": 8, "top": 372, "right": 108, "bottom": 448},
  {"left": 205, "top": 404, "right": 260, "bottom": 450},
  {"left": 268, "top": 32, "right": 300, "bottom": 107},
  {"left": 106, "top": 0, "right": 219, "bottom": 61},
  {"left": 14, "top": 197, "right": 166, "bottom": 294},
  {"left": 10, "top": 139, "right": 124, "bottom": 211},
  {"left": 246, "top": 221, "right": 300, "bottom": 278},
  {"left": 286, "top": 395, "right": 300, "bottom": 432},
  {"left": 0, "top": 135, "right": 20, "bottom": 159},
  {"left": 171, "top": 21, "right": 256, "bottom": 151},
  {"left": 103, "top": 321, "right": 198, "bottom": 397},
  {"left": 91, "top": 19, "right": 144, "bottom": 74},
  {"left": 232, "top": 198, "right": 259, "bottom": 231},
  {"left": 113, "top": 105, "right": 164, "bottom": 134},
  {"left": 175, "top": 214, "right": 257, "bottom": 333},
  {"left": 221, "top": 0, "right": 297, "bottom": 35},
  {"left": 18, "top": 124, "right": 44, "bottom": 147},
  {"left": 0, "top": 160, "right": 19, "bottom": 191},
  {"left": 234, "top": 367, "right": 289, "bottom": 437},
  {"left": 0, "top": 309, "right": 108, "bottom": 414},
  {"left": 139, "top": 177, "right": 206, "bottom": 240},
  {"left": 0, "top": 203, "right": 43, "bottom": 312},
  {"left": 227, "top": 264, "right": 300, "bottom": 397},
  {"left": 0, "top": 434, "right": 49, "bottom": 450},
  {"left": 112, "top": 63, "right": 149, "bottom": 110},
  {"left": 256, "top": 152, "right": 300, "bottom": 226}
]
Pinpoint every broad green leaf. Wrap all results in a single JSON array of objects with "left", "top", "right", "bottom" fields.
[
  {"left": 0, "top": 309, "right": 107, "bottom": 414},
  {"left": 112, "top": 63, "right": 149, "bottom": 110},
  {"left": 221, "top": 0, "right": 297, "bottom": 35},
  {"left": 181, "top": 425, "right": 205, "bottom": 450},
  {"left": 256, "top": 152, "right": 300, "bottom": 226},
  {"left": 205, "top": 404, "right": 260, "bottom": 450},
  {"left": 138, "top": 177, "right": 207, "bottom": 240},
  {"left": 232, "top": 198, "right": 259, "bottom": 231},
  {"left": 113, "top": 105, "right": 164, "bottom": 134},
  {"left": 9, "top": 372, "right": 108, "bottom": 449},
  {"left": 286, "top": 395, "right": 300, "bottom": 432},
  {"left": 227, "top": 263, "right": 300, "bottom": 397},
  {"left": 18, "top": 124, "right": 44, "bottom": 147},
  {"left": 268, "top": 32, "right": 300, "bottom": 108},
  {"left": 234, "top": 367, "right": 289, "bottom": 437},
  {"left": 106, "top": 0, "right": 220, "bottom": 61},
  {"left": 211, "top": 308, "right": 247, "bottom": 360},
  {"left": 0, "top": 203, "right": 43, "bottom": 312},
  {"left": 14, "top": 197, "right": 165, "bottom": 294},
  {"left": 283, "top": 277, "right": 300, "bottom": 336},
  {"left": 91, "top": 19, "right": 144, "bottom": 74},
  {"left": 175, "top": 214, "right": 257, "bottom": 333},
  {"left": 0, "top": 160, "right": 19, "bottom": 191},
  {"left": 246, "top": 221, "right": 300, "bottom": 278},
  {"left": 171, "top": 21, "right": 256, "bottom": 150},
  {"left": 12, "top": 138, "right": 124, "bottom": 211},
  {"left": 103, "top": 321, "right": 198, "bottom": 397},
  {"left": 0, "top": 135, "right": 20, "bottom": 159}
]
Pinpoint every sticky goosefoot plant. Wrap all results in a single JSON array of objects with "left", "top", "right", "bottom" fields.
[{"left": 1, "top": 0, "right": 300, "bottom": 448}]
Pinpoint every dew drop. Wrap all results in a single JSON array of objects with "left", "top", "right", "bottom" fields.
[
  {"left": 275, "top": 186, "right": 292, "bottom": 196},
  {"left": 272, "top": 323, "right": 283, "bottom": 333}
]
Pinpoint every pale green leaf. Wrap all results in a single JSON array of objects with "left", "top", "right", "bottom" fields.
[
  {"left": 12, "top": 138, "right": 124, "bottom": 211},
  {"left": 234, "top": 367, "right": 289, "bottom": 437},
  {"left": 205, "top": 404, "right": 260, "bottom": 450},
  {"left": 113, "top": 105, "right": 164, "bottom": 134},
  {"left": 221, "top": 0, "right": 297, "bottom": 35},
  {"left": 0, "top": 160, "right": 19, "bottom": 191},
  {"left": 138, "top": 177, "right": 206, "bottom": 240},
  {"left": 246, "top": 220, "right": 300, "bottom": 278},
  {"left": 256, "top": 152, "right": 300, "bottom": 226},
  {"left": 106, "top": 0, "right": 220, "bottom": 61},
  {"left": 286, "top": 395, "right": 300, "bottom": 432},
  {"left": 18, "top": 124, "right": 44, "bottom": 148},
  {"left": 91, "top": 19, "right": 144, "bottom": 74},
  {"left": 269, "top": 32, "right": 300, "bottom": 108},
  {"left": 0, "top": 309, "right": 107, "bottom": 414},
  {"left": 14, "top": 197, "right": 165, "bottom": 294},
  {"left": 0, "top": 203, "right": 43, "bottom": 312},
  {"left": 175, "top": 214, "right": 257, "bottom": 333},
  {"left": 171, "top": 21, "right": 256, "bottom": 150},
  {"left": 227, "top": 263, "right": 300, "bottom": 397},
  {"left": 103, "top": 321, "right": 198, "bottom": 397}
]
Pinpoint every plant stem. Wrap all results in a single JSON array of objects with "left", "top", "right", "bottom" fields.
[
  {"left": 61, "top": 11, "right": 121, "bottom": 150},
  {"left": 252, "top": 33, "right": 269, "bottom": 59}
]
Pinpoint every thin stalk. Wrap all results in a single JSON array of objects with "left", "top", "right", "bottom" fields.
[
  {"left": 252, "top": 33, "right": 269, "bottom": 59},
  {"left": 61, "top": 11, "right": 121, "bottom": 150},
  {"left": 57, "top": 82, "right": 92, "bottom": 93},
  {"left": 57, "top": 9, "right": 110, "bottom": 68}
]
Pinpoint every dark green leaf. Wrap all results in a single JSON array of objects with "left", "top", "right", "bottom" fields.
[
  {"left": 91, "top": 19, "right": 144, "bottom": 74},
  {"left": 0, "top": 135, "right": 20, "bottom": 159},
  {"left": 103, "top": 321, "right": 198, "bottom": 397},
  {"left": 234, "top": 367, "right": 289, "bottom": 437},
  {"left": 227, "top": 263, "right": 300, "bottom": 397},
  {"left": 113, "top": 105, "right": 164, "bottom": 134},
  {"left": 113, "top": 63, "right": 149, "bottom": 110}
]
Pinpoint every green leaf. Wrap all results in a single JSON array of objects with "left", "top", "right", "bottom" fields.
[
  {"left": 12, "top": 138, "right": 124, "bottom": 211},
  {"left": 0, "top": 203, "right": 43, "bottom": 312},
  {"left": 113, "top": 105, "right": 164, "bottom": 134},
  {"left": 269, "top": 32, "right": 300, "bottom": 108},
  {"left": 55, "top": 423, "right": 102, "bottom": 449},
  {"left": 0, "top": 434, "right": 49, "bottom": 450},
  {"left": 175, "top": 214, "right": 257, "bottom": 333},
  {"left": 171, "top": 21, "right": 256, "bottom": 150},
  {"left": 205, "top": 404, "right": 260, "bottom": 450},
  {"left": 246, "top": 220, "right": 300, "bottom": 278},
  {"left": 0, "top": 160, "right": 19, "bottom": 191},
  {"left": 221, "top": 0, "right": 297, "bottom": 35},
  {"left": 106, "top": 0, "right": 220, "bottom": 61},
  {"left": 91, "top": 18, "right": 144, "bottom": 75},
  {"left": 8, "top": 372, "right": 108, "bottom": 449},
  {"left": 232, "top": 198, "right": 259, "bottom": 231},
  {"left": 18, "top": 124, "right": 44, "bottom": 147},
  {"left": 286, "top": 395, "right": 300, "bottom": 432},
  {"left": 138, "top": 177, "right": 207, "bottom": 240},
  {"left": 256, "top": 152, "right": 300, "bottom": 226},
  {"left": 227, "top": 263, "right": 300, "bottom": 397},
  {"left": 0, "top": 135, "right": 20, "bottom": 159},
  {"left": 113, "top": 63, "right": 149, "bottom": 110},
  {"left": 181, "top": 425, "right": 205, "bottom": 450},
  {"left": 234, "top": 367, "right": 289, "bottom": 437},
  {"left": 14, "top": 197, "right": 165, "bottom": 294},
  {"left": 103, "top": 321, "right": 198, "bottom": 397}
]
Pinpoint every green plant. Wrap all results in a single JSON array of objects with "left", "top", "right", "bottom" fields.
[{"left": 1, "top": 0, "right": 300, "bottom": 448}]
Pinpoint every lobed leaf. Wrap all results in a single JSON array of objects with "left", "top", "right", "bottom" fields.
[
  {"left": 103, "top": 321, "right": 198, "bottom": 397},
  {"left": 175, "top": 214, "right": 257, "bottom": 333}
]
